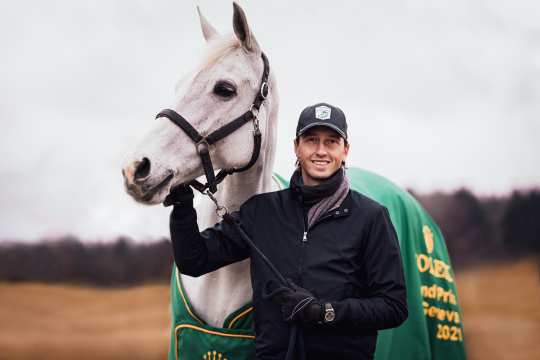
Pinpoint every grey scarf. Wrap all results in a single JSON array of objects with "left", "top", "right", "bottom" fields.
[{"left": 306, "top": 170, "right": 350, "bottom": 229}]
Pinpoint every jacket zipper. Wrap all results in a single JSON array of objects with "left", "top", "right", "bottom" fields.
[
  {"left": 298, "top": 201, "right": 308, "bottom": 284},
  {"left": 301, "top": 206, "right": 308, "bottom": 243}
]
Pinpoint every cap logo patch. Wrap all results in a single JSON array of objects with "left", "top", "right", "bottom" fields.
[{"left": 315, "top": 105, "right": 331, "bottom": 120}]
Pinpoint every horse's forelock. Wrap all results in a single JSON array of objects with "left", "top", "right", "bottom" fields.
[{"left": 198, "top": 36, "right": 242, "bottom": 73}]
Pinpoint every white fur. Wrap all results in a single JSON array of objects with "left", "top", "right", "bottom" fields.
[{"left": 122, "top": 3, "right": 279, "bottom": 327}]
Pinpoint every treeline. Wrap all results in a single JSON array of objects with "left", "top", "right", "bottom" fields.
[
  {"left": 0, "top": 236, "right": 173, "bottom": 286},
  {"left": 0, "top": 189, "right": 538, "bottom": 286},
  {"left": 415, "top": 188, "right": 540, "bottom": 267}
]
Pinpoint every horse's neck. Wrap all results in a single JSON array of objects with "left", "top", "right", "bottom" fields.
[
  {"left": 180, "top": 166, "right": 273, "bottom": 328},
  {"left": 180, "top": 84, "right": 278, "bottom": 327}
]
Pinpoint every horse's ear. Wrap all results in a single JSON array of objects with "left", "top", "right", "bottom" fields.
[
  {"left": 197, "top": 6, "right": 219, "bottom": 42},
  {"left": 232, "top": 2, "right": 260, "bottom": 52}
]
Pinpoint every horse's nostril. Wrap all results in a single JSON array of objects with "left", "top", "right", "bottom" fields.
[{"left": 134, "top": 157, "right": 151, "bottom": 181}]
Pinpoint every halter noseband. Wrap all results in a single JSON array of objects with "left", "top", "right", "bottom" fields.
[{"left": 156, "top": 52, "right": 270, "bottom": 195}]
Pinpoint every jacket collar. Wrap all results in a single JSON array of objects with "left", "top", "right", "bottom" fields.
[{"left": 326, "top": 190, "right": 353, "bottom": 219}]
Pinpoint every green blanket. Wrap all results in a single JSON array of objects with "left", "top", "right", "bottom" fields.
[{"left": 168, "top": 268, "right": 255, "bottom": 360}]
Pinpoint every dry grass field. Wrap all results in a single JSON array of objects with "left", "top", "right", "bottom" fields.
[
  {"left": 0, "top": 283, "right": 170, "bottom": 360},
  {"left": 0, "top": 258, "right": 538, "bottom": 360},
  {"left": 456, "top": 258, "right": 540, "bottom": 360}
]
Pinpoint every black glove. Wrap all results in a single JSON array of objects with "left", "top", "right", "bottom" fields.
[
  {"left": 272, "top": 279, "right": 323, "bottom": 324},
  {"left": 163, "top": 185, "right": 194, "bottom": 207}
]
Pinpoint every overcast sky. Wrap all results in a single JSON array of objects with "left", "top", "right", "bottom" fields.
[{"left": 1, "top": 0, "right": 539, "bottom": 241}]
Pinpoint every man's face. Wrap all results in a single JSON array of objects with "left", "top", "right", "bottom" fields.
[{"left": 294, "top": 127, "right": 350, "bottom": 186}]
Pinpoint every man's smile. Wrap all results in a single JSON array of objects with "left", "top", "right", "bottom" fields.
[{"left": 312, "top": 159, "right": 331, "bottom": 165}]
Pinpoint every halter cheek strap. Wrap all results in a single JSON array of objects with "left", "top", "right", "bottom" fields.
[{"left": 156, "top": 52, "right": 270, "bottom": 194}]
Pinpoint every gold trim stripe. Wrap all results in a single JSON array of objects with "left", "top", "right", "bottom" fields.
[
  {"left": 227, "top": 306, "right": 253, "bottom": 329},
  {"left": 176, "top": 268, "right": 204, "bottom": 325},
  {"left": 175, "top": 324, "right": 255, "bottom": 360}
]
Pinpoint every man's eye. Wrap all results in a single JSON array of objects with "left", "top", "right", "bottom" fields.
[{"left": 213, "top": 81, "right": 237, "bottom": 98}]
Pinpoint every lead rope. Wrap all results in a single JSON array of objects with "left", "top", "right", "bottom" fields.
[{"left": 205, "top": 193, "right": 305, "bottom": 360}]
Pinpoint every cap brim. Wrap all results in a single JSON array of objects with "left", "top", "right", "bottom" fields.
[{"left": 297, "top": 122, "right": 347, "bottom": 139}]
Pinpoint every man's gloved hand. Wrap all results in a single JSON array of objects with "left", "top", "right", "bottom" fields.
[
  {"left": 163, "top": 185, "right": 194, "bottom": 207},
  {"left": 272, "top": 279, "right": 323, "bottom": 324}
]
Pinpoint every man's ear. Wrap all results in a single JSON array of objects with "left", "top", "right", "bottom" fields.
[
  {"left": 344, "top": 141, "right": 350, "bottom": 156},
  {"left": 293, "top": 138, "right": 302, "bottom": 168}
]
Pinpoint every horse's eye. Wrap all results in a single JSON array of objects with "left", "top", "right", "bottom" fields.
[{"left": 213, "top": 81, "right": 237, "bottom": 98}]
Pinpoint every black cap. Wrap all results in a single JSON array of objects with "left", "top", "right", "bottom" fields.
[{"left": 296, "top": 102, "right": 348, "bottom": 140}]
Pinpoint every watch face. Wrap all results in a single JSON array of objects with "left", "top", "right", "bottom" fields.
[{"left": 324, "top": 310, "right": 335, "bottom": 322}]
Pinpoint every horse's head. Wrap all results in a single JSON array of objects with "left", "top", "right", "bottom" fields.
[{"left": 122, "top": 3, "right": 274, "bottom": 205}]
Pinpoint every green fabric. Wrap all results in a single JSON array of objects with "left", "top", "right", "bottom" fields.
[
  {"left": 275, "top": 167, "right": 467, "bottom": 360},
  {"left": 168, "top": 267, "right": 255, "bottom": 360}
]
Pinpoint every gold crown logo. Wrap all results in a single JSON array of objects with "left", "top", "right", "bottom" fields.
[
  {"left": 202, "top": 350, "right": 227, "bottom": 360},
  {"left": 423, "top": 225, "right": 434, "bottom": 254}
]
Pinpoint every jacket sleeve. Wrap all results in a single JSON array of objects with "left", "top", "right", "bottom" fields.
[
  {"left": 332, "top": 206, "right": 408, "bottom": 330},
  {"left": 169, "top": 197, "right": 255, "bottom": 277}
]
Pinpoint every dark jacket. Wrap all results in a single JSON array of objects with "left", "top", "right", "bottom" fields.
[{"left": 170, "top": 186, "right": 408, "bottom": 360}]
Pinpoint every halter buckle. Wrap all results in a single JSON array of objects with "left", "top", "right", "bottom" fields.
[
  {"left": 253, "top": 117, "right": 260, "bottom": 133},
  {"left": 260, "top": 82, "right": 269, "bottom": 99},
  {"left": 248, "top": 105, "right": 261, "bottom": 133},
  {"left": 249, "top": 104, "right": 260, "bottom": 119}
]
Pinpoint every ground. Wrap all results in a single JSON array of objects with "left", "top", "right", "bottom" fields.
[
  {"left": 457, "top": 258, "right": 540, "bottom": 360},
  {"left": 0, "top": 283, "right": 169, "bottom": 360},
  {"left": 0, "top": 258, "right": 538, "bottom": 359}
]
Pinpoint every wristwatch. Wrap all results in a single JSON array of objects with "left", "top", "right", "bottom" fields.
[{"left": 323, "top": 302, "right": 335, "bottom": 323}]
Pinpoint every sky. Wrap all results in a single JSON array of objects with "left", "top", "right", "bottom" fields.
[{"left": 1, "top": 0, "right": 539, "bottom": 241}]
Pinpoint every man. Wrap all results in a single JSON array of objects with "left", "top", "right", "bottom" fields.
[{"left": 166, "top": 103, "right": 408, "bottom": 359}]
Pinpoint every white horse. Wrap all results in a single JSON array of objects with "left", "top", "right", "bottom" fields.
[{"left": 122, "top": 2, "right": 278, "bottom": 328}]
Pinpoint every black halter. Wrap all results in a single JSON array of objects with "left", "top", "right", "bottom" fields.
[{"left": 155, "top": 52, "right": 270, "bottom": 194}]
